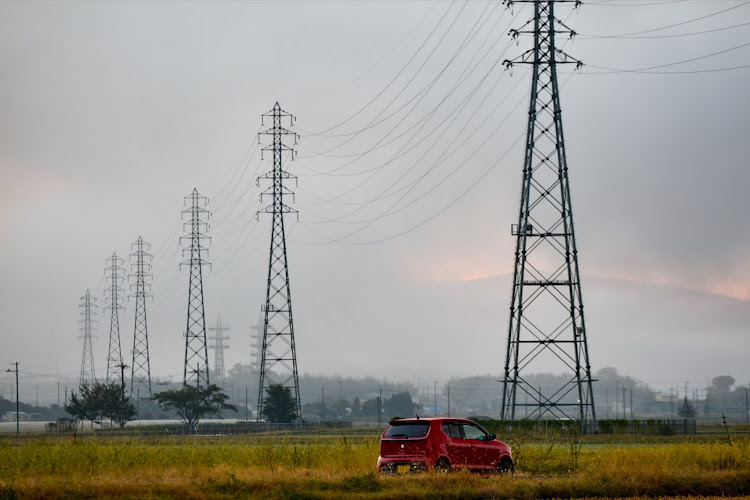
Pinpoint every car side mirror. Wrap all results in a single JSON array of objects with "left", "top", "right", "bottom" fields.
[{"left": 488, "top": 433, "right": 496, "bottom": 441}]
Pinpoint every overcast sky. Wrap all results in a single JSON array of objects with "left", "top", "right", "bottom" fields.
[{"left": 2, "top": 1, "right": 750, "bottom": 404}]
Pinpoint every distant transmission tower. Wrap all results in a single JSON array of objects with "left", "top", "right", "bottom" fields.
[
  {"left": 129, "top": 236, "right": 153, "bottom": 398},
  {"left": 250, "top": 312, "right": 263, "bottom": 374},
  {"left": 208, "top": 314, "right": 230, "bottom": 385},
  {"left": 181, "top": 188, "right": 211, "bottom": 388},
  {"left": 256, "top": 102, "right": 302, "bottom": 421},
  {"left": 79, "top": 289, "right": 97, "bottom": 386},
  {"left": 105, "top": 253, "right": 125, "bottom": 385},
  {"left": 500, "top": 0, "right": 597, "bottom": 433}
]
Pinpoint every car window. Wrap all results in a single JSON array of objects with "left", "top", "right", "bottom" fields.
[
  {"left": 441, "top": 422, "right": 462, "bottom": 439},
  {"left": 383, "top": 421, "right": 430, "bottom": 438},
  {"left": 461, "top": 423, "right": 487, "bottom": 440}
]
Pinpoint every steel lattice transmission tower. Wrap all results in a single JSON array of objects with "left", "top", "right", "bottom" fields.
[
  {"left": 208, "top": 314, "right": 230, "bottom": 385},
  {"left": 129, "top": 236, "right": 153, "bottom": 398},
  {"left": 250, "top": 312, "right": 263, "bottom": 375},
  {"left": 105, "top": 253, "right": 126, "bottom": 385},
  {"left": 500, "top": 0, "right": 597, "bottom": 433},
  {"left": 181, "top": 188, "right": 211, "bottom": 388},
  {"left": 256, "top": 102, "right": 302, "bottom": 421},
  {"left": 79, "top": 289, "right": 97, "bottom": 386}
]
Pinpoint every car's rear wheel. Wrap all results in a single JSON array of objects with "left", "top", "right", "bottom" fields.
[
  {"left": 434, "top": 458, "right": 451, "bottom": 473},
  {"left": 497, "top": 457, "right": 514, "bottom": 475}
]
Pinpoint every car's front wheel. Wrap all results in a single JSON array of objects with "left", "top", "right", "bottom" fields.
[
  {"left": 497, "top": 457, "right": 514, "bottom": 475},
  {"left": 434, "top": 458, "right": 451, "bottom": 473}
]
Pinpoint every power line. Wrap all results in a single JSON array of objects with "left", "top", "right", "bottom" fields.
[{"left": 585, "top": 39, "right": 750, "bottom": 73}]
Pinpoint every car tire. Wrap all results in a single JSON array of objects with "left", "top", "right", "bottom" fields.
[
  {"left": 434, "top": 458, "right": 451, "bottom": 473},
  {"left": 497, "top": 457, "right": 514, "bottom": 475}
]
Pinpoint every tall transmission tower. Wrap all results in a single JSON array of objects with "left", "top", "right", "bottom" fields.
[
  {"left": 105, "top": 253, "right": 126, "bottom": 385},
  {"left": 256, "top": 102, "right": 302, "bottom": 421},
  {"left": 79, "top": 289, "right": 97, "bottom": 387},
  {"left": 129, "top": 236, "right": 153, "bottom": 398},
  {"left": 181, "top": 188, "right": 211, "bottom": 388},
  {"left": 500, "top": 0, "right": 597, "bottom": 433},
  {"left": 208, "top": 313, "right": 230, "bottom": 385}
]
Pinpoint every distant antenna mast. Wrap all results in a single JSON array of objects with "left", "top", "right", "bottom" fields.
[
  {"left": 105, "top": 253, "right": 125, "bottom": 385},
  {"left": 500, "top": 0, "right": 597, "bottom": 433},
  {"left": 208, "top": 313, "right": 230, "bottom": 384},
  {"left": 79, "top": 289, "right": 97, "bottom": 386},
  {"left": 129, "top": 236, "right": 153, "bottom": 398},
  {"left": 256, "top": 102, "right": 302, "bottom": 421},
  {"left": 181, "top": 188, "right": 211, "bottom": 388}
]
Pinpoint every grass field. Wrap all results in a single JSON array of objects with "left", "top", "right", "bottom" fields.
[{"left": 1, "top": 429, "right": 749, "bottom": 499}]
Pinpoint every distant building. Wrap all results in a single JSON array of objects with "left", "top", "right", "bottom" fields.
[
  {"left": 3, "top": 411, "right": 44, "bottom": 422},
  {"left": 4, "top": 411, "right": 29, "bottom": 422},
  {"left": 655, "top": 392, "right": 678, "bottom": 403}
]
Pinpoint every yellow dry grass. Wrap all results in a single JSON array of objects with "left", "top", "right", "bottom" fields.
[{"left": 1, "top": 432, "right": 749, "bottom": 499}]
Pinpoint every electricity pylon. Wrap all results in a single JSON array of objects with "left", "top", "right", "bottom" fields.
[
  {"left": 105, "top": 253, "right": 125, "bottom": 385},
  {"left": 181, "top": 188, "right": 211, "bottom": 388},
  {"left": 500, "top": 0, "right": 597, "bottom": 433},
  {"left": 256, "top": 102, "right": 302, "bottom": 421},
  {"left": 208, "top": 313, "right": 230, "bottom": 384},
  {"left": 250, "top": 312, "right": 263, "bottom": 374},
  {"left": 79, "top": 289, "right": 97, "bottom": 387},
  {"left": 129, "top": 236, "right": 153, "bottom": 398}
]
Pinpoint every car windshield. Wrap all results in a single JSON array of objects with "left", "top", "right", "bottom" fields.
[{"left": 383, "top": 421, "right": 430, "bottom": 439}]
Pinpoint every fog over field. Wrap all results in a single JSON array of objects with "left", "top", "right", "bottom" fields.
[{"left": 1, "top": 1, "right": 749, "bottom": 404}]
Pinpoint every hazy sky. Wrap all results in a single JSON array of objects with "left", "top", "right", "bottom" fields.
[{"left": 2, "top": 1, "right": 750, "bottom": 404}]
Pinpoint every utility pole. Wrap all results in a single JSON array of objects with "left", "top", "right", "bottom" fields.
[
  {"left": 208, "top": 314, "right": 230, "bottom": 385},
  {"left": 256, "top": 102, "right": 302, "bottom": 422},
  {"left": 118, "top": 363, "right": 128, "bottom": 401},
  {"left": 321, "top": 386, "right": 325, "bottom": 421},
  {"left": 447, "top": 386, "right": 450, "bottom": 417},
  {"left": 245, "top": 386, "right": 248, "bottom": 421},
  {"left": 630, "top": 386, "right": 633, "bottom": 420},
  {"left": 129, "top": 236, "right": 153, "bottom": 399},
  {"left": 79, "top": 289, "right": 97, "bottom": 387},
  {"left": 434, "top": 381, "right": 437, "bottom": 416},
  {"left": 670, "top": 387, "right": 674, "bottom": 418},
  {"left": 339, "top": 380, "right": 343, "bottom": 404},
  {"left": 622, "top": 386, "right": 626, "bottom": 419},
  {"left": 378, "top": 385, "right": 382, "bottom": 428},
  {"left": 57, "top": 382, "right": 60, "bottom": 407},
  {"left": 105, "top": 253, "right": 126, "bottom": 385},
  {"left": 7, "top": 363, "right": 19, "bottom": 434},
  {"left": 181, "top": 189, "right": 211, "bottom": 388},
  {"left": 192, "top": 364, "right": 202, "bottom": 390},
  {"left": 500, "top": 0, "right": 596, "bottom": 434}
]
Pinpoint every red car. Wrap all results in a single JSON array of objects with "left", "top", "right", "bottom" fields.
[{"left": 377, "top": 417, "right": 513, "bottom": 474}]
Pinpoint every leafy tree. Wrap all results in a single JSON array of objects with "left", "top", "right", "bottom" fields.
[
  {"left": 384, "top": 392, "right": 419, "bottom": 418},
  {"left": 261, "top": 383, "right": 297, "bottom": 423},
  {"left": 360, "top": 397, "right": 380, "bottom": 417},
  {"left": 677, "top": 396, "right": 696, "bottom": 419},
  {"left": 64, "top": 384, "right": 99, "bottom": 423},
  {"left": 104, "top": 385, "right": 137, "bottom": 429},
  {"left": 65, "top": 382, "right": 136, "bottom": 429},
  {"left": 710, "top": 376, "right": 735, "bottom": 394},
  {"left": 153, "top": 384, "right": 236, "bottom": 431},
  {"left": 351, "top": 396, "right": 361, "bottom": 416}
]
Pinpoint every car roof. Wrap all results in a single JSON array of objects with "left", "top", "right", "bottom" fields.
[{"left": 387, "top": 417, "right": 477, "bottom": 424}]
